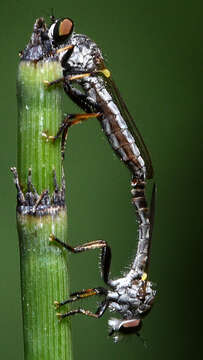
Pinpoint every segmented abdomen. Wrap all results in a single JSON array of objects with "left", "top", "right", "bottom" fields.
[{"left": 85, "top": 77, "right": 147, "bottom": 180}]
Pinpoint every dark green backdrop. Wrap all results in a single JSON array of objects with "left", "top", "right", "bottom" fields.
[{"left": 0, "top": 0, "right": 202, "bottom": 359}]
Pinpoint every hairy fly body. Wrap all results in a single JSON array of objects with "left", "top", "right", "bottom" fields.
[
  {"left": 50, "top": 184, "right": 156, "bottom": 342},
  {"left": 46, "top": 17, "right": 156, "bottom": 340}
]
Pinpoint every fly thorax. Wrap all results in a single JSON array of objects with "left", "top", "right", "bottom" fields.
[
  {"left": 109, "top": 302, "right": 123, "bottom": 313},
  {"left": 109, "top": 275, "right": 132, "bottom": 290},
  {"left": 127, "top": 286, "right": 140, "bottom": 299},
  {"left": 66, "top": 34, "right": 103, "bottom": 73},
  {"left": 66, "top": 45, "right": 92, "bottom": 72},
  {"left": 107, "top": 290, "right": 119, "bottom": 301}
]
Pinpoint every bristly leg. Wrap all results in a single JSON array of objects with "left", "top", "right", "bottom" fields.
[
  {"left": 56, "top": 297, "right": 109, "bottom": 320},
  {"left": 44, "top": 77, "right": 65, "bottom": 87},
  {"left": 49, "top": 234, "right": 111, "bottom": 285},
  {"left": 42, "top": 112, "right": 100, "bottom": 159},
  {"left": 50, "top": 233, "right": 112, "bottom": 320},
  {"left": 54, "top": 287, "right": 107, "bottom": 308}
]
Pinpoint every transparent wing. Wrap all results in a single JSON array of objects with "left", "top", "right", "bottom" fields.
[
  {"left": 104, "top": 75, "right": 153, "bottom": 179},
  {"left": 145, "top": 183, "right": 156, "bottom": 275}
]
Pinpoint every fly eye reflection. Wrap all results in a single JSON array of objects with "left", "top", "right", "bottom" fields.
[{"left": 50, "top": 18, "right": 74, "bottom": 45}]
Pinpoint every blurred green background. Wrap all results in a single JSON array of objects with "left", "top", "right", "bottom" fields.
[{"left": 0, "top": 0, "right": 202, "bottom": 359}]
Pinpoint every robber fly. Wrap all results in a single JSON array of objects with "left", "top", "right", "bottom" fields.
[
  {"left": 47, "top": 17, "right": 154, "bottom": 273},
  {"left": 50, "top": 183, "right": 156, "bottom": 342},
  {"left": 46, "top": 17, "right": 156, "bottom": 339}
]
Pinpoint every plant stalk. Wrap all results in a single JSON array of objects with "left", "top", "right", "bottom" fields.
[{"left": 14, "top": 18, "right": 73, "bottom": 360}]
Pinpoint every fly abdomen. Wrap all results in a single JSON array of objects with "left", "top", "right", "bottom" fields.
[
  {"left": 88, "top": 76, "right": 148, "bottom": 179},
  {"left": 131, "top": 179, "right": 148, "bottom": 223},
  {"left": 130, "top": 178, "right": 151, "bottom": 276},
  {"left": 99, "top": 114, "right": 146, "bottom": 176}
]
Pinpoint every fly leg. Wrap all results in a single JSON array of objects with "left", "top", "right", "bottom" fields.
[
  {"left": 44, "top": 77, "right": 65, "bottom": 87},
  {"left": 63, "top": 81, "right": 99, "bottom": 113},
  {"left": 61, "top": 81, "right": 102, "bottom": 158},
  {"left": 43, "top": 71, "right": 89, "bottom": 87},
  {"left": 55, "top": 287, "right": 108, "bottom": 320},
  {"left": 59, "top": 79, "right": 102, "bottom": 158},
  {"left": 44, "top": 70, "right": 101, "bottom": 158},
  {"left": 55, "top": 287, "right": 107, "bottom": 308},
  {"left": 57, "top": 299, "right": 109, "bottom": 320},
  {"left": 66, "top": 67, "right": 110, "bottom": 82},
  {"left": 49, "top": 235, "right": 111, "bottom": 284},
  {"left": 43, "top": 46, "right": 75, "bottom": 87},
  {"left": 57, "top": 113, "right": 100, "bottom": 160},
  {"left": 43, "top": 67, "right": 93, "bottom": 89},
  {"left": 42, "top": 112, "right": 100, "bottom": 159},
  {"left": 50, "top": 234, "right": 111, "bottom": 320}
]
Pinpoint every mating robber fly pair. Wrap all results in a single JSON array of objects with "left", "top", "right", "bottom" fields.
[{"left": 41, "top": 16, "right": 156, "bottom": 342}]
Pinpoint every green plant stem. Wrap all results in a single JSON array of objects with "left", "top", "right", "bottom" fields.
[
  {"left": 17, "top": 61, "right": 63, "bottom": 193},
  {"left": 16, "top": 31, "right": 73, "bottom": 359},
  {"left": 17, "top": 210, "right": 72, "bottom": 360}
]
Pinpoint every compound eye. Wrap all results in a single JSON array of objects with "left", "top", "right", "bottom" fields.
[
  {"left": 122, "top": 319, "right": 141, "bottom": 328},
  {"left": 119, "top": 319, "right": 143, "bottom": 336},
  {"left": 59, "top": 18, "right": 73, "bottom": 37},
  {"left": 52, "top": 18, "right": 74, "bottom": 44}
]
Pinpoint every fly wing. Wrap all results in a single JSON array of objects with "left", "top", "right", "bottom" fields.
[
  {"left": 104, "top": 75, "right": 153, "bottom": 179},
  {"left": 145, "top": 183, "right": 156, "bottom": 275}
]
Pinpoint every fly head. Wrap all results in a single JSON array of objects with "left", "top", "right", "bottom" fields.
[
  {"left": 108, "top": 317, "right": 143, "bottom": 342},
  {"left": 48, "top": 17, "right": 74, "bottom": 47}
]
